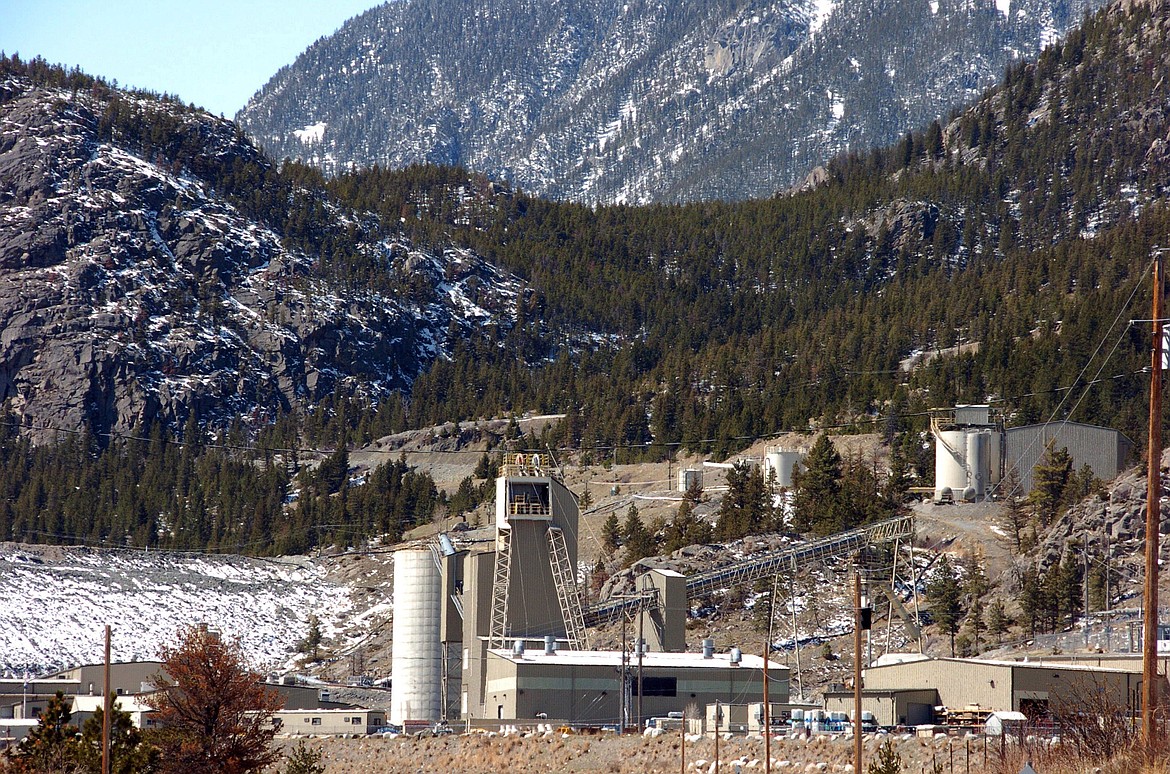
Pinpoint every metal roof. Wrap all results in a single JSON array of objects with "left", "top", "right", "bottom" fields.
[{"left": 487, "top": 649, "right": 786, "bottom": 671}]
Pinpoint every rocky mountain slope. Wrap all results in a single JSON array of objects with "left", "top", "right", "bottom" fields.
[
  {"left": 237, "top": 0, "right": 1101, "bottom": 203},
  {"left": 0, "top": 71, "right": 522, "bottom": 439}
]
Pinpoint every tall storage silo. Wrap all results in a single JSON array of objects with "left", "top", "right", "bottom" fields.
[
  {"left": 390, "top": 547, "right": 442, "bottom": 725},
  {"left": 934, "top": 429, "right": 969, "bottom": 501},
  {"left": 764, "top": 447, "right": 806, "bottom": 489},
  {"left": 966, "top": 431, "right": 990, "bottom": 499}
]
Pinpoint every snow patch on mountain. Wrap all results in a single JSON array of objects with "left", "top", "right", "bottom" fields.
[
  {"left": 810, "top": 0, "right": 838, "bottom": 34},
  {"left": 294, "top": 122, "right": 327, "bottom": 144}
]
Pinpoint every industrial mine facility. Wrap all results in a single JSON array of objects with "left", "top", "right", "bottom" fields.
[
  {"left": 385, "top": 409, "right": 1148, "bottom": 733},
  {"left": 388, "top": 454, "right": 811, "bottom": 729}
]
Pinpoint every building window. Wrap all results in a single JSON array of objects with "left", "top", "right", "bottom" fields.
[
  {"left": 311, "top": 718, "right": 322, "bottom": 726},
  {"left": 640, "top": 677, "right": 677, "bottom": 697},
  {"left": 352, "top": 717, "right": 362, "bottom": 725}
]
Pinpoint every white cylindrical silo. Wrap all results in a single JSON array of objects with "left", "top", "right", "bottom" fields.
[
  {"left": 677, "top": 468, "right": 703, "bottom": 492},
  {"left": 390, "top": 548, "right": 442, "bottom": 725},
  {"left": 764, "top": 447, "right": 806, "bottom": 489},
  {"left": 966, "top": 431, "right": 989, "bottom": 499},
  {"left": 934, "top": 430, "right": 968, "bottom": 500}
]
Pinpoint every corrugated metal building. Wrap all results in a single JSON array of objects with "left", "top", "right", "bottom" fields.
[
  {"left": 1004, "top": 421, "right": 1133, "bottom": 492},
  {"left": 823, "top": 656, "right": 1149, "bottom": 727},
  {"left": 480, "top": 648, "right": 788, "bottom": 724}
]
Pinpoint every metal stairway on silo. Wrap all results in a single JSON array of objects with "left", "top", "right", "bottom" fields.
[
  {"left": 488, "top": 526, "right": 512, "bottom": 649},
  {"left": 583, "top": 513, "right": 915, "bottom": 627},
  {"left": 547, "top": 526, "right": 588, "bottom": 650}
]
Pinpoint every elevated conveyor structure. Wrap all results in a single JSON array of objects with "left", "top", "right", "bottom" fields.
[{"left": 583, "top": 514, "right": 915, "bottom": 628}]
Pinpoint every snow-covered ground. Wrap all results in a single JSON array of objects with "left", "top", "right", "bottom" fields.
[{"left": 0, "top": 544, "right": 352, "bottom": 677}]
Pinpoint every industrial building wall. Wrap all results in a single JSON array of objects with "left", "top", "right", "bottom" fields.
[
  {"left": 823, "top": 690, "right": 938, "bottom": 727},
  {"left": 460, "top": 551, "right": 496, "bottom": 719},
  {"left": 481, "top": 655, "right": 784, "bottom": 724},
  {"left": 549, "top": 477, "right": 579, "bottom": 571},
  {"left": 275, "top": 710, "right": 386, "bottom": 735},
  {"left": 862, "top": 660, "right": 1013, "bottom": 711},
  {"left": 506, "top": 521, "right": 566, "bottom": 638},
  {"left": 1004, "top": 422, "right": 1133, "bottom": 492},
  {"left": 1011, "top": 666, "right": 1139, "bottom": 717}
]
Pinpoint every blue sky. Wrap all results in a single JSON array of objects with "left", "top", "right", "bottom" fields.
[{"left": 0, "top": 1, "right": 383, "bottom": 117}]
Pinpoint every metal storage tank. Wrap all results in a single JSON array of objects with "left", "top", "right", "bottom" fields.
[
  {"left": 966, "top": 431, "right": 989, "bottom": 499},
  {"left": 677, "top": 468, "right": 703, "bottom": 493},
  {"left": 764, "top": 447, "right": 805, "bottom": 489},
  {"left": 934, "top": 430, "right": 969, "bottom": 500},
  {"left": 390, "top": 547, "right": 442, "bottom": 725}
]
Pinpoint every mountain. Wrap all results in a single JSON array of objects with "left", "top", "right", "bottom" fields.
[
  {"left": 237, "top": 0, "right": 1101, "bottom": 204},
  {"left": 2, "top": 0, "right": 1170, "bottom": 558},
  {"left": 0, "top": 61, "right": 524, "bottom": 440}
]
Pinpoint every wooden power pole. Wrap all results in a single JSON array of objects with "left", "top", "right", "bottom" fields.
[
  {"left": 763, "top": 642, "right": 771, "bottom": 774},
  {"left": 102, "top": 625, "right": 111, "bottom": 774},
  {"left": 1144, "top": 252, "right": 1164, "bottom": 759},
  {"left": 853, "top": 568, "right": 863, "bottom": 774}
]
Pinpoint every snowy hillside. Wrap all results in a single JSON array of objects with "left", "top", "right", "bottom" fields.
[
  {"left": 0, "top": 543, "right": 355, "bottom": 677},
  {"left": 238, "top": 0, "right": 1102, "bottom": 203}
]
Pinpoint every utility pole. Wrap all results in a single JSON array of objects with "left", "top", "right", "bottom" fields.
[
  {"left": 636, "top": 610, "right": 644, "bottom": 732},
  {"left": 102, "top": 625, "right": 111, "bottom": 774},
  {"left": 680, "top": 707, "right": 686, "bottom": 774},
  {"left": 1084, "top": 541, "right": 1091, "bottom": 649},
  {"left": 714, "top": 700, "right": 721, "bottom": 774},
  {"left": 1144, "top": 249, "right": 1165, "bottom": 761},
  {"left": 620, "top": 614, "right": 628, "bottom": 735},
  {"left": 763, "top": 642, "right": 771, "bottom": 774},
  {"left": 853, "top": 567, "right": 863, "bottom": 774}
]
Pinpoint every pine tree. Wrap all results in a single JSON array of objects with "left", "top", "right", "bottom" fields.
[
  {"left": 1019, "top": 565, "right": 1042, "bottom": 636},
  {"left": 1029, "top": 441, "right": 1073, "bottom": 526},
  {"left": 621, "top": 505, "right": 657, "bottom": 566},
  {"left": 792, "top": 435, "right": 843, "bottom": 536},
  {"left": 715, "top": 462, "right": 772, "bottom": 540},
  {"left": 926, "top": 555, "right": 964, "bottom": 656},
  {"left": 73, "top": 698, "right": 160, "bottom": 774},
  {"left": 867, "top": 737, "right": 904, "bottom": 774},
  {"left": 298, "top": 614, "right": 323, "bottom": 661},
  {"left": 987, "top": 598, "right": 1012, "bottom": 644},
  {"left": 663, "top": 499, "right": 714, "bottom": 553},
  {"left": 601, "top": 512, "right": 622, "bottom": 553},
  {"left": 13, "top": 691, "right": 78, "bottom": 773},
  {"left": 282, "top": 741, "right": 325, "bottom": 774}
]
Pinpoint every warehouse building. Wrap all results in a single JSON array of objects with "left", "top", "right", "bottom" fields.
[
  {"left": 480, "top": 645, "right": 787, "bottom": 725},
  {"left": 823, "top": 656, "right": 1150, "bottom": 727}
]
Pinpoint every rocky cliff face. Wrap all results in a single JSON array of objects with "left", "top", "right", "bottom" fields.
[
  {"left": 237, "top": 0, "right": 1102, "bottom": 204},
  {"left": 0, "top": 75, "right": 521, "bottom": 439}
]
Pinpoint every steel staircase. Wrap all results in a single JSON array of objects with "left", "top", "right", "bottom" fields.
[
  {"left": 488, "top": 526, "right": 512, "bottom": 649},
  {"left": 547, "top": 526, "right": 588, "bottom": 650}
]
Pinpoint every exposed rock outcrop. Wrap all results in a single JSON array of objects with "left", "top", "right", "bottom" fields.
[{"left": 0, "top": 77, "right": 521, "bottom": 440}]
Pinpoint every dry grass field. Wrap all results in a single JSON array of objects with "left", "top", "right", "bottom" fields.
[{"left": 270, "top": 731, "right": 1170, "bottom": 774}]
